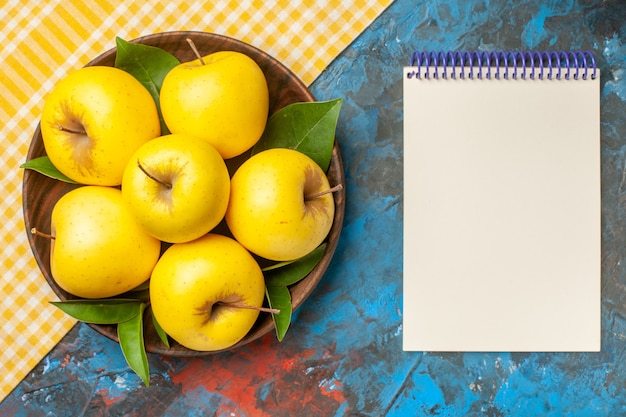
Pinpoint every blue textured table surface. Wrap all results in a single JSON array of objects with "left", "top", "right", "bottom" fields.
[{"left": 3, "top": 0, "right": 626, "bottom": 415}]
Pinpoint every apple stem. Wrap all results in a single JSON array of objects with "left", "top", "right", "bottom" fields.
[
  {"left": 305, "top": 183, "right": 344, "bottom": 201},
  {"left": 219, "top": 302, "right": 281, "bottom": 315},
  {"left": 136, "top": 160, "right": 172, "bottom": 189},
  {"left": 58, "top": 125, "right": 87, "bottom": 135},
  {"left": 186, "top": 38, "right": 205, "bottom": 65},
  {"left": 31, "top": 227, "right": 55, "bottom": 240}
]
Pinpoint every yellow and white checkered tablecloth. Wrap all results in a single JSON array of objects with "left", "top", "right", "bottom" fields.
[{"left": 0, "top": 0, "right": 392, "bottom": 401}]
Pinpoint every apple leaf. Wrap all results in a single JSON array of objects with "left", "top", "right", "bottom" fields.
[
  {"left": 129, "top": 280, "right": 151, "bottom": 292},
  {"left": 120, "top": 280, "right": 151, "bottom": 300},
  {"left": 118, "top": 302, "right": 150, "bottom": 386},
  {"left": 266, "top": 285, "right": 292, "bottom": 341},
  {"left": 121, "top": 288, "right": 150, "bottom": 301},
  {"left": 114, "top": 37, "right": 180, "bottom": 134},
  {"left": 264, "top": 243, "right": 327, "bottom": 287},
  {"left": 20, "top": 156, "right": 80, "bottom": 184},
  {"left": 263, "top": 243, "right": 329, "bottom": 340},
  {"left": 149, "top": 306, "right": 170, "bottom": 348},
  {"left": 252, "top": 98, "right": 342, "bottom": 171},
  {"left": 50, "top": 299, "right": 143, "bottom": 324}
]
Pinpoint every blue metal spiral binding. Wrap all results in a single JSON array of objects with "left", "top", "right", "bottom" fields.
[{"left": 407, "top": 50, "right": 598, "bottom": 81}]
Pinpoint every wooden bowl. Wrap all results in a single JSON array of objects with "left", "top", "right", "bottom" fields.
[{"left": 22, "top": 31, "right": 345, "bottom": 356}]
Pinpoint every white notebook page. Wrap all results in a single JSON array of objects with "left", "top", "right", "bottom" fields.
[{"left": 403, "top": 66, "right": 601, "bottom": 352}]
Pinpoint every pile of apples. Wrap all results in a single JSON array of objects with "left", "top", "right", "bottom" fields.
[{"left": 35, "top": 46, "right": 336, "bottom": 351}]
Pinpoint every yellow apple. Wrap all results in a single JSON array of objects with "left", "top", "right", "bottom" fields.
[
  {"left": 49, "top": 186, "right": 161, "bottom": 299},
  {"left": 149, "top": 233, "right": 266, "bottom": 351},
  {"left": 121, "top": 133, "right": 230, "bottom": 243},
  {"left": 226, "top": 148, "right": 335, "bottom": 261},
  {"left": 159, "top": 50, "right": 269, "bottom": 159},
  {"left": 40, "top": 66, "right": 161, "bottom": 186}
]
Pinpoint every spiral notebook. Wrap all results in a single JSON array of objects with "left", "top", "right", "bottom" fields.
[{"left": 403, "top": 51, "right": 601, "bottom": 352}]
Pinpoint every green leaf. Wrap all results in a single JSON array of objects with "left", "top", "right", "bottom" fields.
[
  {"left": 150, "top": 306, "right": 170, "bottom": 348},
  {"left": 263, "top": 243, "right": 328, "bottom": 341},
  {"left": 120, "top": 280, "right": 151, "bottom": 300},
  {"left": 252, "top": 98, "right": 342, "bottom": 171},
  {"left": 264, "top": 243, "right": 327, "bottom": 287},
  {"left": 114, "top": 37, "right": 180, "bottom": 134},
  {"left": 129, "top": 280, "right": 151, "bottom": 292},
  {"left": 121, "top": 288, "right": 150, "bottom": 300},
  {"left": 50, "top": 299, "right": 143, "bottom": 324},
  {"left": 266, "top": 285, "right": 292, "bottom": 341},
  {"left": 20, "top": 156, "right": 80, "bottom": 184},
  {"left": 118, "top": 303, "right": 150, "bottom": 386}
]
